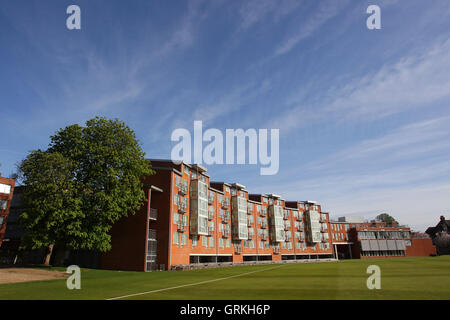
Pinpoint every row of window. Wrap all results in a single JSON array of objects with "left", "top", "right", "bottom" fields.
[
  {"left": 182, "top": 166, "right": 208, "bottom": 183},
  {"left": 176, "top": 176, "right": 327, "bottom": 222},
  {"left": 358, "top": 231, "right": 410, "bottom": 240},
  {"left": 331, "top": 223, "right": 350, "bottom": 231},
  {"left": 172, "top": 232, "right": 331, "bottom": 252},
  {"left": 361, "top": 250, "right": 405, "bottom": 257},
  {"left": 332, "top": 233, "right": 348, "bottom": 241}
]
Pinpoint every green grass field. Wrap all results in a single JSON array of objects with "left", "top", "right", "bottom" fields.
[{"left": 1, "top": 256, "right": 449, "bottom": 300}]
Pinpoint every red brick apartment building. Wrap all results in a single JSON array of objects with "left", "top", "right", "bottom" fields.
[
  {"left": 0, "top": 175, "right": 15, "bottom": 247},
  {"left": 330, "top": 219, "right": 436, "bottom": 259},
  {"left": 101, "top": 160, "right": 334, "bottom": 271}
]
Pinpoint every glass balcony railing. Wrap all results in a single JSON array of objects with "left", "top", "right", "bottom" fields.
[{"left": 149, "top": 208, "right": 158, "bottom": 220}]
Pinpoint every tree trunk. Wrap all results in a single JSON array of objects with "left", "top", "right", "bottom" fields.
[{"left": 43, "top": 244, "right": 54, "bottom": 266}]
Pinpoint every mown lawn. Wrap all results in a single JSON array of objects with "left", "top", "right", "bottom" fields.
[{"left": 1, "top": 256, "right": 449, "bottom": 300}]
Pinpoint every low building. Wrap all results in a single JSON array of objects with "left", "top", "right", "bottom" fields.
[{"left": 330, "top": 219, "right": 436, "bottom": 259}]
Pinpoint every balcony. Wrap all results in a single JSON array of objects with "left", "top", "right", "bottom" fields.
[
  {"left": 296, "top": 215, "right": 302, "bottom": 221},
  {"left": 148, "top": 229, "right": 157, "bottom": 240},
  {"left": 273, "top": 247, "right": 280, "bottom": 254},
  {"left": 149, "top": 208, "right": 158, "bottom": 221},
  {"left": 261, "top": 210, "right": 267, "bottom": 217},
  {"left": 261, "top": 222, "right": 267, "bottom": 229},
  {"left": 248, "top": 233, "right": 253, "bottom": 240},
  {"left": 284, "top": 224, "right": 290, "bottom": 231},
  {"left": 178, "top": 185, "right": 188, "bottom": 195},
  {"left": 177, "top": 223, "right": 186, "bottom": 232},
  {"left": 178, "top": 203, "right": 187, "bottom": 214},
  {"left": 222, "top": 216, "right": 229, "bottom": 224},
  {"left": 222, "top": 231, "right": 230, "bottom": 238},
  {"left": 297, "top": 237, "right": 305, "bottom": 242},
  {"left": 221, "top": 201, "right": 230, "bottom": 209},
  {"left": 235, "top": 245, "right": 242, "bottom": 254},
  {"left": 320, "top": 226, "right": 328, "bottom": 233}
]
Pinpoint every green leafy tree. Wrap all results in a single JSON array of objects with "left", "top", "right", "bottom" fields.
[
  {"left": 376, "top": 213, "right": 397, "bottom": 224},
  {"left": 18, "top": 117, "right": 154, "bottom": 265},
  {"left": 18, "top": 151, "right": 83, "bottom": 266}
]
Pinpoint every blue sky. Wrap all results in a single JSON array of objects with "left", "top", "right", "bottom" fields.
[{"left": 1, "top": 0, "right": 450, "bottom": 231}]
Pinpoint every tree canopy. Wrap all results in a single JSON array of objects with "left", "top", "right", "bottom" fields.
[
  {"left": 376, "top": 213, "right": 398, "bottom": 224},
  {"left": 18, "top": 117, "right": 154, "bottom": 264}
]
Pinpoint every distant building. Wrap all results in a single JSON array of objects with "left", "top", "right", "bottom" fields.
[
  {"left": 338, "top": 216, "right": 364, "bottom": 223},
  {"left": 330, "top": 219, "right": 436, "bottom": 259}
]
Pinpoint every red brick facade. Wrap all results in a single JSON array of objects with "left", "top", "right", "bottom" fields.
[{"left": 0, "top": 176, "right": 16, "bottom": 247}]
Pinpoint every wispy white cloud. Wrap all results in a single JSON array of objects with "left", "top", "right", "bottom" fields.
[
  {"left": 324, "top": 38, "right": 450, "bottom": 120},
  {"left": 308, "top": 116, "right": 450, "bottom": 171},
  {"left": 274, "top": 0, "right": 350, "bottom": 56},
  {"left": 238, "top": 0, "right": 302, "bottom": 30},
  {"left": 269, "top": 37, "right": 450, "bottom": 133}
]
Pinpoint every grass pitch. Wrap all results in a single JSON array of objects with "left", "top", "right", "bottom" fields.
[{"left": 0, "top": 256, "right": 449, "bottom": 300}]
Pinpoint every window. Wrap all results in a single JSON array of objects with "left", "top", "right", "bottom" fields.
[
  {"left": 181, "top": 233, "right": 188, "bottom": 246},
  {"left": 209, "top": 237, "right": 214, "bottom": 248},
  {"left": 202, "top": 236, "right": 208, "bottom": 247},
  {"left": 0, "top": 200, "right": 8, "bottom": 211},
  {"left": 0, "top": 216, "right": 4, "bottom": 227},
  {"left": 192, "top": 236, "right": 198, "bottom": 247},
  {"left": 0, "top": 184, "right": 11, "bottom": 194},
  {"left": 173, "top": 232, "right": 179, "bottom": 245},
  {"left": 174, "top": 175, "right": 181, "bottom": 187}
]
